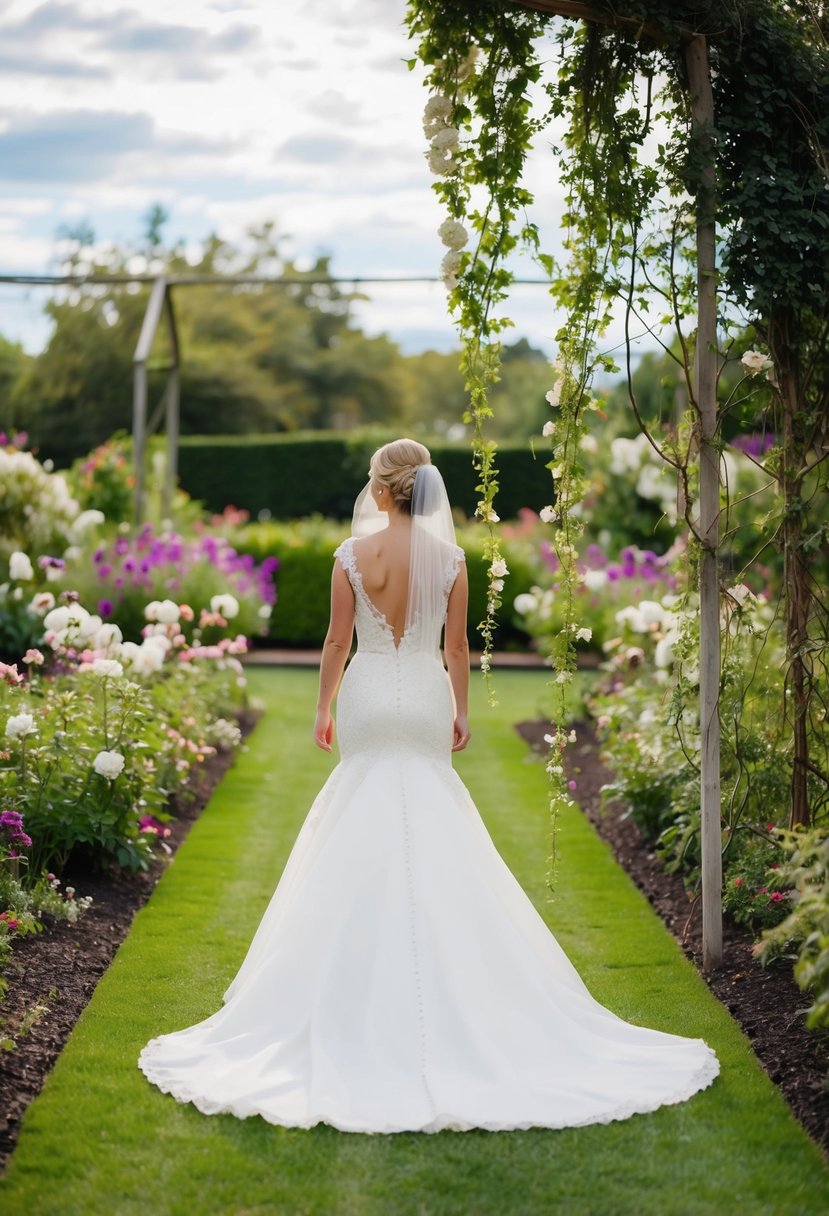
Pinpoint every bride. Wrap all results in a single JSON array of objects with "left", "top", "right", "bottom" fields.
[{"left": 139, "top": 438, "right": 719, "bottom": 1133}]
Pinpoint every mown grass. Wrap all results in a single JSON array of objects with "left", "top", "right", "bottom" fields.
[{"left": 1, "top": 668, "right": 827, "bottom": 1215}]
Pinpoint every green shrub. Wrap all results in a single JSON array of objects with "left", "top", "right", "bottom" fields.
[
  {"left": 178, "top": 430, "right": 554, "bottom": 521},
  {"left": 758, "top": 828, "right": 829, "bottom": 1033}
]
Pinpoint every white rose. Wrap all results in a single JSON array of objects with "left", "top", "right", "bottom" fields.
[
  {"left": 728, "top": 582, "right": 755, "bottom": 607},
  {"left": 5, "top": 712, "right": 36, "bottom": 739},
  {"left": 440, "top": 249, "right": 463, "bottom": 289},
  {"left": 428, "top": 146, "right": 458, "bottom": 176},
  {"left": 210, "top": 594, "right": 239, "bottom": 620},
  {"left": 144, "top": 601, "right": 162, "bottom": 622},
  {"left": 91, "top": 658, "right": 124, "bottom": 679},
  {"left": 490, "top": 558, "right": 509, "bottom": 578},
  {"left": 9, "top": 551, "right": 34, "bottom": 581},
  {"left": 257, "top": 604, "right": 272, "bottom": 620},
  {"left": 654, "top": 637, "right": 675, "bottom": 668},
  {"left": 513, "top": 593, "right": 537, "bottom": 615},
  {"left": 431, "top": 126, "right": 460, "bottom": 153},
  {"left": 92, "top": 749, "right": 125, "bottom": 780},
  {"left": 71, "top": 509, "right": 105, "bottom": 536},
  {"left": 638, "top": 600, "right": 665, "bottom": 627},
  {"left": 423, "top": 94, "right": 453, "bottom": 124},
  {"left": 539, "top": 506, "right": 557, "bottom": 524},
  {"left": 438, "top": 218, "right": 468, "bottom": 250},
  {"left": 616, "top": 605, "right": 646, "bottom": 632},
  {"left": 542, "top": 421, "right": 555, "bottom": 438},
  {"left": 155, "top": 599, "right": 180, "bottom": 624},
  {"left": 582, "top": 570, "right": 607, "bottom": 591},
  {"left": 44, "top": 605, "right": 70, "bottom": 633},
  {"left": 118, "top": 641, "right": 140, "bottom": 663},
  {"left": 740, "top": 350, "right": 774, "bottom": 375},
  {"left": 95, "top": 623, "right": 123, "bottom": 651},
  {"left": 575, "top": 627, "right": 593, "bottom": 642}
]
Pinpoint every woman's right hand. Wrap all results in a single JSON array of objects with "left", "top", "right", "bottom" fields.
[
  {"left": 314, "top": 708, "right": 335, "bottom": 752},
  {"left": 452, "top": 714, "right": 471, "bottom": 752}
]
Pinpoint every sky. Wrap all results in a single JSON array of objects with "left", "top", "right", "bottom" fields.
[{"left": 0, "top": 0, "right": 603, "bottom": 361}]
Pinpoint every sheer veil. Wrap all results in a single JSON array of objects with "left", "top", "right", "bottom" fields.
[{"left": 350, "top": 463, "right": 457, "bottom": 652}]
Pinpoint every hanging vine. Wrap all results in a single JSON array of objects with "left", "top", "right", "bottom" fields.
[{"left": 406, "top": 0, "right": 829, "bottom": 876}]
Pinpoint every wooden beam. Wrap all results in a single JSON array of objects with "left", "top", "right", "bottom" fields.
[{"left": 508, "top": 0, "right": 668, "bottom": 43}]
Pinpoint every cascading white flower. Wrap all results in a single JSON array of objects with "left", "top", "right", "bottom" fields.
[
  {"left": 92, "top": 749, "right": 125, "bottom": 780},
  {"left": 441, "top": 250, "right": 463, "bottom": 290},
  {"left": 5, "top": 712, "right": 36, "bottom": 739},
  {"left": 539, "top": 505, "right": 558, "bottom": 524},
  {"left": 438, "top": 218, "right": 468, "bottom": 250}
]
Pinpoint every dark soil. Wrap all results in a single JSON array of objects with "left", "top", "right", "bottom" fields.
[
  {"left": 0, "top": 710, "right": 259, "bottom": 1173},
  {"left": 516, "top": 718, "right": 829, "bottom": 1157}
]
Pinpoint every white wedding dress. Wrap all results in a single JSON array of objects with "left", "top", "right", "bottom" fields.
[{"left": 138, "top": 536, "right": 719, "bottom": 1133}]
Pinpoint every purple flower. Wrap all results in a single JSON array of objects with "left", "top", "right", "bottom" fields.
[
  {"left": 98, "top": 564, "right": 112, "bottom": 579},
  {"left": 93, "top": 548, "right": 106, "bottom": 564},
  {"left": 98, "top": 599, "right": 114, "bottom": 618},
  {"left": 38, "top": 555, "right": 65, "bottom": 570}
]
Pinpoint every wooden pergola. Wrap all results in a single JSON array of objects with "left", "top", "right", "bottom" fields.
[{"left": 510, "top": 1, "right": 723, "bottom": 968}]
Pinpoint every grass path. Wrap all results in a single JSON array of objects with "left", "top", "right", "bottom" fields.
[{"left": 1, "top": 668, "right": 827, "bottom": 1215}]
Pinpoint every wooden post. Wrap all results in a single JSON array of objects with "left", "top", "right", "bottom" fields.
[{"left": 685, "top": 33, "right": 723, "bottom": 970}]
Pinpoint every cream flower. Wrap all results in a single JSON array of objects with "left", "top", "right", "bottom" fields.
[
  {"left": 539, "top": 505, "right": 557, "bottom": 524},
  {"left": 741, "top": 350, "right": 774, "bottom": 375},
  {"left": 542, "top": 421, "right": 555, "bottom": 438},
  {"left": 438, "top": 218, "right": 468, "bottom": 250},
  {"left": 9, "top": 551, "right": 33, "bottom": 581},
  {"left": 5, "top": 712, "right": 36, "bottom": 738},
  {"left": 490, "top": 557, "right": 509, "bottom": 578},
  {"left": 431, "top": 127, "right": 460, "bottom": 153},
  {"left": 91, "top": 658, "right": 124, "bottom": 679},
  {"left": 210, "top": 594, "right": 240, "bottom": 620},
  {"left": 93, "top": 750, "right": 125, "bottom": 780}
]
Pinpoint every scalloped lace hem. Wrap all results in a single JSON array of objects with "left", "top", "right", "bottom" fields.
[{"left": 137, "top": 1038, "right": 720, "bottom": 1134}]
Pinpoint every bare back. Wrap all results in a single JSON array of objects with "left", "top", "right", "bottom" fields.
[{"left": 352, "top": 527, "right": 412, "bottom": 645}]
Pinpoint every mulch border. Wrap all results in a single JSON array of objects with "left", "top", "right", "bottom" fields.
[
  {"left": 516, "top": 718, "right": 829, "bottom": 1158},
  {"left": 0, "top": 709, "right": 259, "bottom": 1173}
]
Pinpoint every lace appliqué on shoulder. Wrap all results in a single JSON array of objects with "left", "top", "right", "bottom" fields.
[
  {"left": 333, "top": 537, "right": 357, "bottom": 581},
  {"left": 443, "top": 545, "right": 465, "bottom": 600}
]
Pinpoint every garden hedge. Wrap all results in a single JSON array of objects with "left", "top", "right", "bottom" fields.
[
  {"left": 233, "top": 519, "right": 538, "bottom": 650},
  {"left": 177, "top": 431, "right": 553, "bottom": 521}
]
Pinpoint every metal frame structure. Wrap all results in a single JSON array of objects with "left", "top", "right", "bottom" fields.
[{"left": 132, "top": 275, "right": 180, "bottom": 524}]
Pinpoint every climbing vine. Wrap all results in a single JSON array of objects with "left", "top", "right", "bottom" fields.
[{"left": 407, "top": 1, "right": 829, "bottom": 875}]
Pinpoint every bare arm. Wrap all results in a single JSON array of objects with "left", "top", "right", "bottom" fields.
[
  {"left": 314, "top": 560, "right": 355, "bottom": 751},
  {"left": 444, "top": 559, "right": 470, "bottom": 752}
]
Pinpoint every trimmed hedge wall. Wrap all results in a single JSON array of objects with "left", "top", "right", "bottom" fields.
[
  {"left": 232, "top": 518, "right": 537, "bottom": 650},
  {"left": 178, "top": 431, "right": 553, "bottom": 521}
]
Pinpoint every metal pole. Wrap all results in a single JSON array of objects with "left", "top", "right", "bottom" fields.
[
  {"left": 685, "top": 33, "right": 722, "bottom": 970},
  {"left": 132, "top": 361, "right": 147, "bottom": 525},
  {"left": 164, "top": 366, "right": 179, "bottom": 521}
]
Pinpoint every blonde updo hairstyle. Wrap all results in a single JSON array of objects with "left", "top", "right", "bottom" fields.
[{"left": 370, "top": 439, "right": 431, "bottom": 514}]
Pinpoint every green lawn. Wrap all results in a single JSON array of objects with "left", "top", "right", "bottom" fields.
[{"left": 1, "top": 668, "right": 827, "bottom": 1215}]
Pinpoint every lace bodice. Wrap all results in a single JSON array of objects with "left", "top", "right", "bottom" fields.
[{"left": 334, "top": 536, "right": 464, "bottom": 656}]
